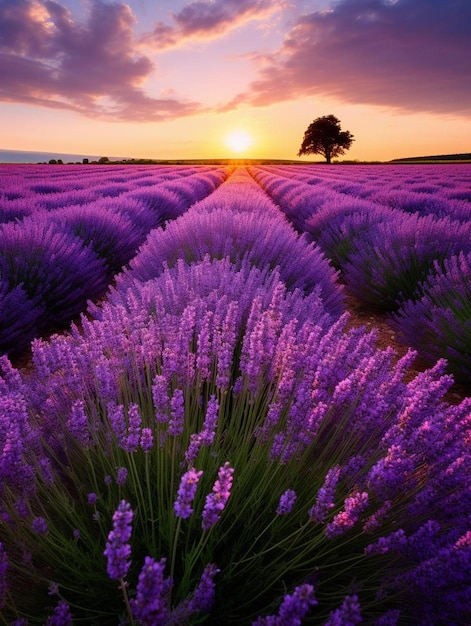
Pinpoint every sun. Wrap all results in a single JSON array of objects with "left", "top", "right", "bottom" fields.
[{"left": 224, "top": 130, "right": 253, "bottom": 154}]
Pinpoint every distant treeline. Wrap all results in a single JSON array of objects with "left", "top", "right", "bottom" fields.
[{"left": 391, "top": 153, "right": 471, "bottom": 163}]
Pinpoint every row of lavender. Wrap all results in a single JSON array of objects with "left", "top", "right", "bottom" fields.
[
  {"left": 0, "top": 165, "right": 230, "bottom": 354},
  {"left": 250, "top": 164, "right": 471, "bottom": 383},
  {"left": 1, "top": 167, "right": 470, "bottom": 624}
]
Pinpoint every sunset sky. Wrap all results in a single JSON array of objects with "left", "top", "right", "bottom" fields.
[{"left": 1, "top": 0, "right": 470, "bottom": 162}]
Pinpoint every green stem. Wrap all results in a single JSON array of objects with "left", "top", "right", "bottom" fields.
[
  {"left": 169, "top": 516, "right": 182, "bottom": 607},
  {"left": 144, "top": 452, "right": 156, "bottom": 554},
  {"left": 118, "top": 577, "right": 134, "bottom": 626}
]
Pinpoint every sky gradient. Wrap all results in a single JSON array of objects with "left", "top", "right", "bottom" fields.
[{"left": 1, "top": 0, "right": 470, "bottom": 161}]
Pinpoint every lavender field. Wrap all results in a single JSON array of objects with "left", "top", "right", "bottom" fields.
[{"left": 1, "top": 163, "right": 471, "bottom": 624}]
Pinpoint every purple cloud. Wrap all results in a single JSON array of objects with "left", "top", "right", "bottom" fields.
[
  {"left": 223, "top": 0, "right": 471, "bottom": 117},
  {"left": 141, "top": 0, "right": 282, "bottom": 49},
  {"left": 0, "top": 0, "right": 203, "bottom": 121}
]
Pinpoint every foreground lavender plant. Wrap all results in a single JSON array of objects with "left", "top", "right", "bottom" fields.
[
  {"left": 1, "top": 279, "right": 469, "bottom": 623},
  {"left": 104, "top": 500, "right": 133, "bottom": 581}
]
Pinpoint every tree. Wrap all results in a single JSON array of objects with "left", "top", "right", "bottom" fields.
[{"left": 298, "top": 115, "right": 354, "bottom": 164}]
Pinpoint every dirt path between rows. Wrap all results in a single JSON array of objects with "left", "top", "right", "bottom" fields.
[{"left": 344, "top": 293, "right": 469, "bottom": 405}]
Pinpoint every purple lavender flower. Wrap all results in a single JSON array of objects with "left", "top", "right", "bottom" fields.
[
  {"left": 196, "top": 310, "right": 213, "bottom": 380},
  {"left": 276, "top": 489, "right": 297, "bottom": 516},
  {"left": 373, "top": 610, "right": 401, "bottom": 625},
  {"left": 32, "top": 516, "right": 48, "bottom": 535},
  {"left": 87, "top": 492, "right": 98, "bottom": 505},
  {"left": 323, "top": 594, "right": 362, "bottom": 626},
  {"left": 174, "top": 467, "right": 204, "bottom": 519},
  {"left": 39, "top": 457, "right": 54, "bottom": 485},
  {"left": 104, "top": 500, "right": 133, "bottom": 580},
  {"left": 44, "top": 600, "right": 72, "bottom": 626},
  {"left": 122, "top": 403, "right": 141, "bottom": 453},
  {"left": 325, "top": 491, "right": 369, "bottom": 539},
  {"left": 66, "top": 399, "right": 91, "bottom": 447},
  {"left": 253, "top": 583, "right": 317, "bottom": 625},
  {"left": 0, "top": 542, "right": 8, "bottom": 610},
  {"left": 308, "top": 467, "right": 340, "bottom": 523},
  {"left": 184, "top": 395, "right": 219, "bottom": 463},
  {"left": 202, "top": 462, "right": 234, "bottom": 531},
  {"left": 140, "top": 427, "right": 154, "bottom": 452},
  {"left": 108, "top": 402, "right": 126, "bottom": 446},
  {"left": 14, "top": 499, "right": 29, "bottom": 519},
  {"left": 169, "top": 389, "right": 185, "bottom": 436},
  {"left": 200, "top": 395, "right": 219, "bottom": 444},
  {"left": 130, "top": 556, "right": 169, "bottom": 626},
  {"left": 116, "top": 467, "right": 128, "bottom": 487},
  {"left": 152, "top": 375, "right": 170, "bottom": 423},
  {"left": 188, "top": 563, "right": 220, "bottom": 613}
]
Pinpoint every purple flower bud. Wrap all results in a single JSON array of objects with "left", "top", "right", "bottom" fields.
[
  {"left": 324, "top": 594, "right": 362, "bottom": 626},
  {"left": 66, "top": 399, "right": 91, "bottom": 447},
  {"left": 130, "top": 556, "right": 169, "bottom": 626},
  {"left": 325, "top": 492, "right": 369, "bottom": 539},
  {"left": 253, "top": 583, "right": 317, "bottom": 625},
  {"left": 116, "top": 467, "right": 128, "bottom": 486},
  {"left": 45, "top": 600, "right": 72, "bottom": 626},
  {"left": 14, "top": 498, "right": 29, "bottom": 519},
  {"left": 152, "top": 375, "right": 169, "bottom": 423},
  {"left": 202, "top": 462, "right": 234, "bottom": 531},
  {"left": 188, "top": 563, "right": 220, "bottom": 613},
  {"left": 140, "top": 427, "right": 154, "bottom": 452},
  {"left": 184, "top": 396, "right": 219, "bottom": 463},
  {"left": 169, "top": 389, "right": 185, "bottom": 436},
  {"left": 32, "top": 516, "right": 48, "bottom": 535},
  {"left": 104, "top": 500, "right": 133, "bottom": 580},
  {"left": 87, "top": 493, "right": 97, "bottom": 505},
  {"left": 308, "top": 467, "right": 340, "bottom": 523},
  {"left": 174, "top": 467, "right": 203, "bottom": 519},
  {"left": 122, "top": 403, "right": 141, "bottom": 453},
  {"left": 276, "top": 489, "right": 297, "bottom": 516}
]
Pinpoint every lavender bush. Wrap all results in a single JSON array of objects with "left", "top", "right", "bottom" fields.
[
  {"left": 118, "top": 173, "right": 344, "bottom": 317},
  {"left": 303, "top": 199, "right": 396, "bottom": 269},
  {"left": 0, "top": 282, "right": 45, "bottom": 355},
  {"left": 1, "top": 253, "right": 470, "bottom": 623},
  {"left": 51, "top": 203, "right": 148, "bottom": 274},
  {"left": 342, "top": 213, "right": 471, "bottom": 310},
  {"left": 0, "top": 217, "right": 109, "bottom": 341},
  {"left": 392, "top": 251, "right": 471, "bottom": 382}
]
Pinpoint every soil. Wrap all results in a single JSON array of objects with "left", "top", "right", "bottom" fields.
[{"left": 343, "top": 293, "right": 469, "bottom": 405}]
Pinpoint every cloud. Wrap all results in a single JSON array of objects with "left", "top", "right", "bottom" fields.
[
  {"left": 141, "top": 0, "right": 282, "bottom": 49},
  {"left": 222, "top": 0, "right": 471, "bottom": 117},
  {"left": 0, "top": 0, "right": 204, "bottom": 121}
]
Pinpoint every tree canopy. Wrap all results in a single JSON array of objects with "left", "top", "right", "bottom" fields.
[{"left": 298, "top": 115, "right": 354, "bottom": 164}]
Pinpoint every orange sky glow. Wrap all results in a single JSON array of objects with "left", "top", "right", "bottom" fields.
[{"left": 1, "top": 0, "right": 470, "bottom": 162}]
